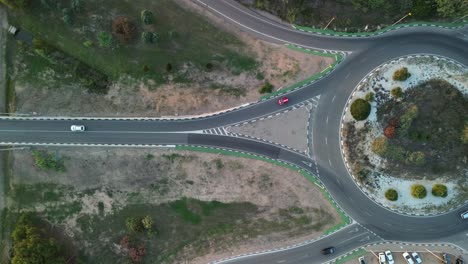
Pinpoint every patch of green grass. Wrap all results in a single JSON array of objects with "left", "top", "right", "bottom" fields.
[
  {"left": 201, "top": 201, "right": 228, "bottom": 216},
  {"left": 45, "top": 201, "right": 82, "bottom": 222},
  {"left": 11, "top": 183, "right": 65, "bottom": 206},
  {"left": 169, "top": 198, "right": 202, "bottom": 224},
  {"left": 9, "top": 0, "right": 256, "bottom": 85}
]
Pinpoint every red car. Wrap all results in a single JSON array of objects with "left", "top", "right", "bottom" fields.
[{"left": 277, "top": 97, "right": 289, "bottom": 105}]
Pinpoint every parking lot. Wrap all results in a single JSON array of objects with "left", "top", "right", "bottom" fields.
[{"left": 342, "top": 244, "right": 466, "bottom": 264}]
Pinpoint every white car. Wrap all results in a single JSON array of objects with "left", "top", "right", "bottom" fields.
[
  {"left": 70, "top": 125, "right": 85, "bottom": 132},
  {"left": 403, "top": 252, "right": 415, "bottom": 264},
  {"left": 358, "top": 256, "right": 366, "bottom": 264},
  {"left": 461, "top": 211, "right": 468, "bottom": 219},
  {"left": 412, "top": 252, "right": 422, "bottom": 264},
  {"left": 385, "top": 250, "right": 395, "bottom": 264},
  {"left": 379, "top": 253, "right": 386, "bottom": 264}
]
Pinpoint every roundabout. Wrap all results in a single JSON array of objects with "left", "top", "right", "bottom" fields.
[{"left": 0, "top": 0, "right": 467, "bottom": 263}]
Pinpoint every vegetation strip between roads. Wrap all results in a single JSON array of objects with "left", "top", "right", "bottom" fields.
[{"left": 292, "top": 20, "right": 468, "bottom": 37}]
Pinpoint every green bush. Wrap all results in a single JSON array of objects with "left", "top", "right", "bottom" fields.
[
  {"left": 391, "top": 87, "right": 403, "bottom": 98},
  {"left": 365, "top": 92, "right": 374, "bottom": 102},
  {"left": 432, "top": 184, "right": 448, "bottom": 197},
  {"left": 141, "top": 10, "right": 154, "bottom": 25},
  {"left": 407, "top": 151, "right": 425, "bottom": 165},
  {"left": 82, "top": 40, "right": 93, "bottom": 47},
  {"left": 97, "top": 32, "right": 113, "bottom": 48},
  {"left": 371, "top": 136, "right": 388, "bottom": 155},
  {"left": 259, "top": 82, "right": 273, "bottom": 94},
  {"left": 398, "top": 105, "right": 419, "bottom": 137},
  {"left": 385, "top": 189, "right": 398, "bottom": 201},
  {"left": 411, "top": 184, "right": 427, "bottom": 199},
  {"left": 350, "top": 98, "right": 371, "bottom": 121},
  {"left": 141, "top": 32, "right": 154, "bottom": 44},
  {"left": 126, "top": 217, "right": 144, "bottom": 232},
  {"left": 392, "top": 67, "right": 411, "bottom": 81},
  {"left": 32, "top": 150, "right": 65, "bottom": 172}
]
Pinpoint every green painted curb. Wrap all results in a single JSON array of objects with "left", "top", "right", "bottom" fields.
[
  {"left": 333, "top": 248, "right": 367, "bottom": 264},
  {"left": 293, "top": 20, "right": 468, "bottom": 37},
  {"left": 260, "top": 44, "right": 344, "bottom": 100},
  {"left": 175, "top": 145, "right": 351, "bottom": 234}
]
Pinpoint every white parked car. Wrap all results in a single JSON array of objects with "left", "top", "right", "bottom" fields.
[
  {"left": 461, "top": 211, "right": 468, "bottom": 219},
  {"left": 412, "top": 252, "right": 422, "bottom": 264},
  {"left": 358, "top": 256, "right": 366, "bottom": 264},
  {"left": 403, "top": 252, "right": 415, "bottom": 264},
  {"left": 385, "top": 250, "right": 395, "bottom": 264},
  {"left": 70, "top": 125, "right": 85, "bottom": 132},
  {"left": 379, "top": 253, "right": 387, "bottom": 264}
]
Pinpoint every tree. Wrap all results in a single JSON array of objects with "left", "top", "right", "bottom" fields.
[
  {"left": 411, "top": 184, "right": 427, "bottom": 199},
  {"left": 97, "top": 32, "right": 113, "bottom": 48},
  {"left": 412, "top": 0, "right": 437, "bottom": 19},
  {"left": 112, "top": 16, "right": 137, "bottom": 43},
  {"left": 385, "top": 189, "right": 398, "bottom": 201},
  {"left": 129, "top": 245, "right": 146, "bottom": 263},
  {"left": 350, "top": 98, "right": 371, "bottom": 121},
  {"left": 392, "top": 67, "right": 411, "bottom": 81},
  {"left": 141, "top": 10, "right": 154, "bottom": 25},
  {"left": 432, "top": 184, "right": 448, "bottom": 197},
  {"left": 435, "top": 0, "right": 468, "bottom": 18},
  {"left": 166, "top": 63, "right": 173, "bottom": 72},
  {"left": 384, "top": 125, "right": 396, "bottom": 138},
  {"left": 259, "top": 82, "right": 273, "bottom": 94},
  {"left": 11, "top": 214, "right": 66, "bottom": 264},
  {"left": 141, "top": 32, "right": 153, "bottom": 43},
  {"left": 142, "top": 215, "right": 154, "bottom": 230}
]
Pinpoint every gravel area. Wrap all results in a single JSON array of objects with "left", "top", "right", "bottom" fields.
[{"left": 228, "top": 104, "right": 312, "bottom": 153}]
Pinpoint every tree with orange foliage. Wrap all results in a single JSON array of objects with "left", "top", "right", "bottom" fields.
[{"left": 112, "top": 16, "right": 137, "bottom": 43}]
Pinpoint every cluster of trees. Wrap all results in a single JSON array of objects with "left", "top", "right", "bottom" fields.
[
  {"left": 11, "top": 214, "right": 67, "bottom": 264},
  {"left": 0, "top": 0, "right": 30, "bottom": 9},
  {"left": 120, "top": 215, "right": 156, "bottom": 262}
]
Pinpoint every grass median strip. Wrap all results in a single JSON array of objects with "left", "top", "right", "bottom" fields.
[
  {"left": 293, "top": 20, "right": 468, "bottom": 37},
  {"left": 261, "top": 44, "right": 343, "bottom": 100}
]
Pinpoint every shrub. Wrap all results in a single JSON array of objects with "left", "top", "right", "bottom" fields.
[
  {"left": 32, "top": 150, "right": 65, "bottom": 172},
  {"left": 141, "top": 215, "right": 154, "bottom": 230},
  {"left": 141, "top": 10, "right": 154, "bottom": 25},
  {"left": 83, "top": 40, "right": 93, "bottom": 47},
  {"left": 112, "top": 16, "right": 137, "bottom": 43},
  {"left": 350, "top": 98, "right": 371, "bottom": 121},
  {"left": 385, "top": 189, "right": 398, "bottom": 201},
  {"left": 407, "top": 151, "right": 425, "bottom": 165},
  {"left": 432, "top": 184, "right": 448, "bottom": 197},
  {"left": 126, "top": 217, "right": 144, "bottom": 232},
  {"left": 71, "top": 0, "right": 83, "bottom": 12},
  {"left": 62, "top": 8, "right": 73, "bottom": 25},
  {"left": 384, "top": 125, "right": 396, "bottom": 138},
  {"left": 462, "top": 123, "right": 468, "bottom": 144},
  {"left": 1, "top": 0, "right": 30, "bottom": 8},
  {"left": 129, "top": 245, "right": 146, "bottom": 263},
  {"left": 411, "top": 184, "right": 427, "bottom": 199},
  {"left": 259, "top": 82, "right": 273, "bottom": 94},
  {"left": 392, "top": 67, "right": 411, "bottom": 81},
  {"left": 371, "top": 136, "right": 388, "bottom": 155},
  {"left": 141, "top": 31, "right": 154, "bottom": 44},
  {"left": 391, "top": 87, "right": 403, "bottom": 98},
  {"left": 166, "top": 63, "right": 173, "bottom": 72},
  {"left": 97, "top": 32, "right": 113, "bottom": 48},
  {"left": 205, "top": 62, "right": 214, "bottom": 71},
  {"left": 398, "top": 105, "right": 419, "bottom": 137},
  {"left": 365, "top": 92, "right": 374, "bottom": 102}
]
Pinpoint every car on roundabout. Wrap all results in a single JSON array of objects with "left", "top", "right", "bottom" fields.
[
  {"left": 277, "top": 97, "right": 289, "bottom": 105},
  {"left": 321, "top": 247, "right": 335, "bottom": 255},
  {"left": 70, "top": 125, "right": 86, "bottom": 132}
]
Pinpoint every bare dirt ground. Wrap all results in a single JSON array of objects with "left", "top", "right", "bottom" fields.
[
  {"left": 8, "top": 147, "right": 340, "bottom": 262},
  {"left": 228, "top": 103, "right": 312, "bottom": 153},
  {"left": 13, "top": 0, "right": 332, "bottom": 117}
]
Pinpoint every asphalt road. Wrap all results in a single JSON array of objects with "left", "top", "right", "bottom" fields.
[{"left": 1, "top": 0, "right": 467, "bottom": 263}]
